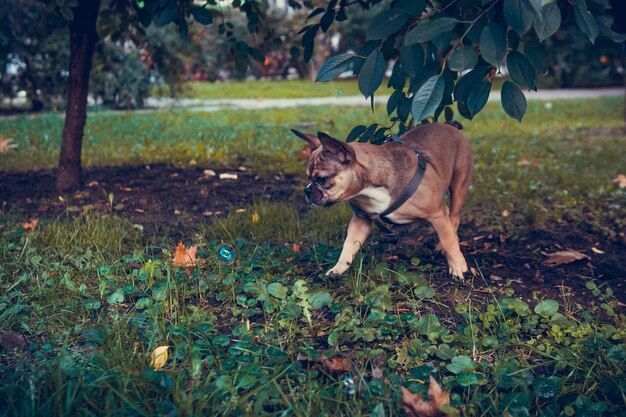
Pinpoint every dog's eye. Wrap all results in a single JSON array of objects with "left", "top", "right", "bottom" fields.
[{"left": 316, "top": 176, "right": 329, "bottom": 185}]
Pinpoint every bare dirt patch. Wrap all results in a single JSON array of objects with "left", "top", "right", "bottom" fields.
[{"left": 2, "top": 164, "right": 624, "bottom": 304}]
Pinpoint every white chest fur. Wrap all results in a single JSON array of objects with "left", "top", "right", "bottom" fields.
[
  {"left": 353, "top": 187, "right": 392, "bottom": 213},
  {"left": 351, "top": 187, "right": 414, "bottom": 224}
]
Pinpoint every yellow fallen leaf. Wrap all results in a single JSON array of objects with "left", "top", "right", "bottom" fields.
[
  {"left": 150, "top": 345, "right": 168, "bottom": 370},
  {"left": 251, "top": 212, "right": 260, "bottom": 223},
  {"left": 591, "top": 247, "right": 605, "bottom": 255}
]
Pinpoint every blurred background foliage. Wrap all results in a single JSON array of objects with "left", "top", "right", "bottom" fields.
[{"left": 0, "top": 0, "right": 624, "bottom": 112}]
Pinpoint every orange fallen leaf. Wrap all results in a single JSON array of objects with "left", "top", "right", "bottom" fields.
[
  {"left": 291, "top": 242, "right": 302, "bottom": 253},
  {"left": 543, "top": 250, "right": 589, "bottom": 267},
  {"left": 171, "top": 242, "right": 204, "bottom": 267},
  {"left": 401, "top": 376, "right": 452, "bottom": 417},
  {"left": 23, "top": 219, "right": 39, "bottom": 234},
  {"left": 613, "top": 174, "right": 626, "bottom": 188},
  {"left": 517, "top": 157, "right": 530, "bottom": 167},
  {"left": 0, "top": 137, "right": 18, "bottom": 153}
]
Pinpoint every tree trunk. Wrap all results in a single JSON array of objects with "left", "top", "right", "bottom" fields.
[{"left": 56, "top": 0, "right": 101, "bottom": 193}]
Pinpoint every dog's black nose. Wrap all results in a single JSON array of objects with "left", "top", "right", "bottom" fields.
[{"left": 304, "top": 185, "right": 313, "bottom": 197}]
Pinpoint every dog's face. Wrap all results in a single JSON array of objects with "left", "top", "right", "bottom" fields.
[{"left": 291, "top": 130, "right": 359, "bottom": 206}]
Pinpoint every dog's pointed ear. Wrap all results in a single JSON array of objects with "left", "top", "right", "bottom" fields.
[
  {"left": 318, "top": 132, "right": 355, "bottom": 164},
  {"left": 291, "top": 129, "right": 321, "bottom": 149}
]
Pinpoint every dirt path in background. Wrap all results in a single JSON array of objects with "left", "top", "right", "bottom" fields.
[
  {"left": 144, "top": 87, "right": 624, "bottom": 112},
  {"left": 1, "top": 88, "right": 622, "bottom": 120},
  {"left": 2, "top": 164, "right": 625, "bottom": 306}
]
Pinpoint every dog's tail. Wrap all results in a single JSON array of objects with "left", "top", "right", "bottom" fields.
[{"left": 444, "top": 121, "right": 463, "bottom": 130}]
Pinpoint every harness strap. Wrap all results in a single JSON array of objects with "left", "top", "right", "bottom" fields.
[{"left": 350, "top": 145, "right": 427, "bottom": 241}]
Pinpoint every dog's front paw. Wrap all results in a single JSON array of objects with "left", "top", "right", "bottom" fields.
[
  {"left": 448, "top": 260, "right": 468, "bottom": 279},
  {"left": 325, "top": 262, "right": 350, "bottom": 276}
]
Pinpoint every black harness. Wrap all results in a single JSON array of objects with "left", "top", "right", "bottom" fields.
[{"left": 349, "top": 134, "right": 428, "bottom": 241}]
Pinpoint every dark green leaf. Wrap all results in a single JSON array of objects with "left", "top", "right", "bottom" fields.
[
  {"left": 397, "top": 96, "right": 411, "bottom": 122},
  {"left": 179, "top": 19, "right": 188, "bottom": 39},
  {"left": 191, "top": 6, "right": 213, "bottom": 25},
  {"left": 155, "top": 2, "right": 177, "bottom": 27},
  {"left": 454, "top": 66, "right": 490, "bottom": 103},
  {"left": 367, "top": 10, "right": 410, "bottom": 40},
  {"left": 507, "top": 29, "right": 520, "bottom": 50},
  {"left": 405, "top": 17, "right": 457, "bottom": 44},
  {"left": 346, "top": 125, "right": 368, "bottom": 142},
  {"left": 533, "top": 377, "right": 561, "bottom": 398},
  {"left": 316, "top": 53, "right": 354, "bottom": 82},
  {"left": 411, "top": 75, "right": 444, "bottom": 121},
  {"left": 387, "top": 61, "right": 406, "bottom": 89},
  {"left": 387, "top": 89, "right": 403, "bottom": 115},
  {"left": 501, "top": 80, "right": 527, "bottom": 122},
  {"left": 503, "top": 0, "right": 535, "bottom": 35},
  {"left": 352, "top": 40, "right": 380, "bottom": 74},
  {"left": 400, "top": 44, "right": 424, "bottom": 77},
  {"left": 306, "top": 7, "right": 325, "bottom": 21},
  {"left": 360, "top": 123, "right": 379, "bottom": 142},
  {"left": 534, "top": 300, "right": 559, "bottom": 317},
  {"left": 574, "top": 0, "right": 599, "bottom": 44},
  {"left": 447, "top": 46, "right": 478, "bottom": 71},
  {"left": 446, "top": 355, "right": 477, "bottom": 374},
  {"left": 371, "top": 403, "right": 385, "bottom": 417},
  {"left": 308, "top": 292, "right": 333, "bottom": 309},
  {"left": 479, "top": 23, "right": 506, "bottom": 67},
  {"left": 533, "top": 3, "right": 561, "bottom": 41},
  {"left": 507, "top": 51, "right": 536, "bottom": 90},
  {"left": 358, "top": 50, "right": 385, "bottom": 98},
  {"left": 466, "top": 79, "right": 491, "bottom": 119},
  {"left": 393, "top": 0, "right": 426, "bottom": 15},
  {"left": 458, "top": 372, "right": 480, "bottom": 386},
  {"left": 526, "top": 0, "right": 542, "bottom": 17},
  {"left": 320, "top": 9, "right": 335, "bottom": 32},
  {"left": 524, "top": 41, "right": 548, "bottom": 73}
]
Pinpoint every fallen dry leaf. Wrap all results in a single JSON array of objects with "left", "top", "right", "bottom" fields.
[
  {"left": 613, "top": 174, "right": 626, "bottom": 188},
  {"left": 290, "top": 242, "right": 302, "bottom": 253},
  {"left": 401, "top": 376, "right": 452, "bottom": 417},
  {"left": 150, "top": 345, "right": 168, "bottom": 370},
  {"left": 591, "top": 247, "right": 605, "bottom": 255},
  {"left": 543, "top": 250, "right": 589, "bottom": 267},
  {"left": 251, "top": 212, "right": 260, "bottom": 223},
  {"left": 517, "top": 157, "right": 530, "bottom": 167},
  {"left": 219, "top": 173, "right": 238, "bottom": 180},
  {"left": 0, "top": 137, "right": 18, "bottom": 153},
  {"left": 171, "top": 242, "right": 204, "bottom": 267},
  {"left": 320, "top": 355, "right": 354, "bottom": 374},
  {"left": 23, "top": 218, "right": 38, "bottom": 234},
  {"left": 0, "top": 332, "right": 28, "bottom": 350}
]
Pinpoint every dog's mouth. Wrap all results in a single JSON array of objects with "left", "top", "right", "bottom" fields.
[{"left": 305, "top": 194, "right": 334, "bottom": 207}]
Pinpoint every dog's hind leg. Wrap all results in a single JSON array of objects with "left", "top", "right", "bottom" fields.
[
  {"left": 448, "top": 153, "right": 473, "bottom": 234},
  {"left": 429, "top": 208, "right": 468, "bottom": 278}
]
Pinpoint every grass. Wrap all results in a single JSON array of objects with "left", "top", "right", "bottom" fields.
[
  {"left": 152, "top": 79, "right": 395, "bottom": 99},
  {"left": 1, "top": 96, "right": 626, "bottom": 416}
]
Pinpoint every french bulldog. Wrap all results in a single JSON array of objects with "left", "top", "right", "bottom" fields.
[{"left": 292, "top": 123, "right": 473, "bottom": 278}]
